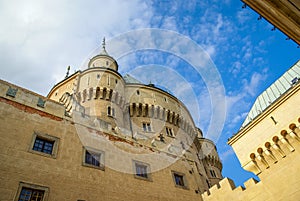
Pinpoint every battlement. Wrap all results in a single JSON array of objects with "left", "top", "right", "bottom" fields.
[
  {"left": 0, "top": 79, "right": 67, "bottom": 120},
  {"left": 201, "top": 177, "right": 260, "bottom": 201}
]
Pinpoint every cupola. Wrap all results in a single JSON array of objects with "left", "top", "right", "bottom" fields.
[{"left": 88, "top": 37, "right": 119, "bottom": 71}]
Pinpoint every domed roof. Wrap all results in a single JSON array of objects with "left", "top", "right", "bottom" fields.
[{"left": 88, "top": 38, "right": 119, "bottom": 71}]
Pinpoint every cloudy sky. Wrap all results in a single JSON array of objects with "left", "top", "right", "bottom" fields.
[{"left": 0, "top": 0, "right": 299, "bottom": 186}]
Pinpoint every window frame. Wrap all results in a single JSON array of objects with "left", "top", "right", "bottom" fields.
[
  {"left": 142, "top": 122, "right": 152, "bottom": 132},
  {"left": 107, "top": 106, "right": 115, "bottom": 117},
  {"left": 14, "top": 182, "right": 49, "bottom": 201},
  {"left": 166, "top": 127, "right": 174, "bottom": 137},
  {"left": 82, "top": 147, "right": 105, "bottom": 171},
  {"left": 210, "top": 169, "right": 217, "bottom": 178},
  {"left": 133, "top": 160, "right": 152, "bottom": 181},
  {"left": 171, "top": 171, "right": 189, "bottom": 189},
  {"left": 29, "top": 132, "right": 59, "bottom": 158}
]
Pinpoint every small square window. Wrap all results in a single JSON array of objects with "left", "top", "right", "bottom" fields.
[
  {"left": 142, "top": 123, "right": 151, "bottom": 132},
  {"left": 15, "top": 182, "right": 49, "bottom": 201},
  {"left": 85, "top": 150, "right": 100, "bottom": 167},
  {"left": 83, "top": 147, "right": 105, "bottom": 170},
  {"left": 133, "top": 160, "right": 151, "bottom": 181},
  {"left": 29, "top": 132, "right": 59, "bottom": 158},
  {"left": 172, "top": 171, "right": 188, "bottom": 189},
  {"left": 174, "top": 174, "right": 184, "bottom": 186},
  {"left": 33, "top": 137, "right": 54, "bottom": 154},
  {"left": 6, "top": 87, "right": 18, "bottom": 98}
]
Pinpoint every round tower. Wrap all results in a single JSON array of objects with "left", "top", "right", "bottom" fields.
[
  {"left": 76, "top": 38, "right": 126, "bottom": 129},
  {"left": 198, "top": 138, "right": 223, "bottom": 188}
]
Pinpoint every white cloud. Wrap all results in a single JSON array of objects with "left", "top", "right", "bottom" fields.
[
  {"left": 219, "top": 148, "right": 235, "bottom": 161},
  {"left": 243, "top": 72, "right": 267, "bottom": 96},
  {"left": 236, "top": 9, "right": 252, "bottom": 24},
  {"left": 0, "top": 0, "right": 153, "bottom": 95}
]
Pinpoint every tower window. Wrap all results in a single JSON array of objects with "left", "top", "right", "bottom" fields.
[
  {"left": 137, "top": 90, "right": 140, "bottom": 95},
  {"left": 166, "top": 127, "right": 173, "bottom": 137},
  {"left": 206, "top": 179, "right": 211, "bottom": 188},
  {"left": 106, "top": 61, "right": 109, "bottom": 66},
  {"left": 107, "top": 106, "right": 115, "bottom": 117},
  {"left": 142, "top": 123, "right": 151, "bottom": 132},
  {"left": 210, "top": 169, "right": 216, "bottom": 178},
  {"left": 97, "top": 74, "right": 100, "bottom": 79}
]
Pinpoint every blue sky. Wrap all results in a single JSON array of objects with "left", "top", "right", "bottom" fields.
[{"left": 0, "top": 0, "right": 299, "bottom": 187}]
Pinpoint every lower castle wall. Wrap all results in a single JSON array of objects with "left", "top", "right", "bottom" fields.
[
  {"left": 202, "top": 139, "right": 300, "bottom": 201},
  {"left": 0, "top": 82, "right": 205, "bottom": 201}
]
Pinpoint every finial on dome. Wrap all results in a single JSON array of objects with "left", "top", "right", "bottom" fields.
[
  {"left": 65, "top": 65, "right": 70, "bottom": 78},
  {"left": 100, "top": 37, "right": 108, "bottom": 55},
  {"left": 102, "top": 37, "right": 106, "bottom": 50}
]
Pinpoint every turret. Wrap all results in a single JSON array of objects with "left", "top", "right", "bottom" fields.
[
  {"left": 198, "top": 137, "right": 223, "bottom": 188},
  {"left": 88, "top": 38, "right": 118, "bottom": 71}
]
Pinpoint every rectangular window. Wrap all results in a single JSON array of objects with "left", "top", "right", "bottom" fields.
[
  {"left": 29, "top": 132, "right": 59, "bottom": 158},
  {"left": 85, "top": 150, "right": 100, "bottom": 167},
  {"left": 174, "top": 174, "right": 184, "bottom": 186},
  {"left": 33, "top": 137, "right": 54, "bottom": 154},
  {"left": 15, "top": 182, "right": 49, "bottom": 201},
  {"left": 107, "top": 106, "right": 115, "bottom": 117},
  {"left": 133, "top": 161, "right": 151, "bottom": 181},
  {"left": 172, "top": 171, "right": 188, "bottom": 189},
  {"left": 166, "top": 127, "right": 173, "bottom": 137},
  {"left": 83, "top": 147, "right": 105, "bottom": 170},
  {"left": 210, "top": 169, "right": 216, "bottom": 178},
  {"left": 142, "top": 123, "right": 151, "bottom": 132},
  {"left": 18, "top": 188, "right": 44, "bottom": 201},
  {"left": 136, "top": 164, "right": 148, "bottom": 178}
]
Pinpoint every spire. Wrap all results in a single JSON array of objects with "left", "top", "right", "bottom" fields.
[
  {"left": 65, "top": 66, "right": 70, "bottom": 78},
  {"left": 100, "top": 37, "right": 108, "bottom": 55}
]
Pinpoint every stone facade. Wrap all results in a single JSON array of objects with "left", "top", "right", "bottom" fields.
[
  {"left": 202, "top": 60, "right": 300, "bottom": 201},
  {"left": 0, "top": 45, "right": 222, "bottom": 201}
]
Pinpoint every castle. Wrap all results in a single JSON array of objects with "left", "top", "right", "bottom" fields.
[
  {"left": 0, "top": 41, "right": 222, "bottom": 201},
  {"left": 0, "top": 37, "right": 299, "bottom": 200}
]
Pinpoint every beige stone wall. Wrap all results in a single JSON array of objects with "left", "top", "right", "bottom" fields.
[
  {"left": 203, "top": 81, "right": 300, "bottom": 200},
  {"left": 0, "top": 80, "right": 213, "bottom": 201},
  {"left": 202, "top": 138, "right": 300, "bottom": 201},
  {"left": 229, "top": 83, "right": 300, "bottom": 173},
  {"left": 48, "top": 72, "right": 80, "bottom": 102}
]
